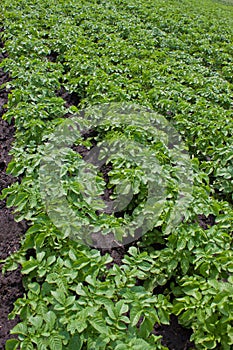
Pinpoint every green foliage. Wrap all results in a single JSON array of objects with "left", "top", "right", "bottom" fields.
[
  {"left": 1, "top": 0, "right": 233, "bottom": 349},
  {"left": 172, "top": 276, "right": 233, "bottom": 349}
]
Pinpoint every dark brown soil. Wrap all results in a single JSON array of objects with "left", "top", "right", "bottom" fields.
[
  {"left": 197, "top": 214, "right": 215, "bottom": 230},
  {"left": 0, "top": 43, "right": 26, "bottom": 350},
  {"left": 154, "top": 315, "right": 194, "bottom": 350},
  {"left": 56, "top": 86, "right": 81, "bottom": 108},
  {"left": 0, "top": 128, "right": 26, "bottom": 349}
]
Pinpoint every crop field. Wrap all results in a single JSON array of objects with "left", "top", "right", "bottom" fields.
[{"left": 0, "top": 0, "right": 233, "bottom": 349}]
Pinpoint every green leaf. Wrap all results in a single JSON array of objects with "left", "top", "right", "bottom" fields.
[
  {"left": 44, "top": 311, "right": 56, "bottom": 330},
  {"left": 65, "top": 295, "right": 76, "bottom": 307},
  {"left": 158, "top": 308, "right": 169, "bottom": 325},
  {"left": 128, "top": 246, "right": 138, "bottom": 257},
  {"left": 68, "top": 335, "right": 83, "bottom": 350},
  {"left": 21, "top": 339, "right": 34, "bottom": 350},
  {"left": 177, "top": 238, "right": 186, "bottom": 251},
  {"left": 11, "top": 322, "right": 28, "bottom": 335},
  {"left": 115, "top": 300, "right": 129, "bottom": 316},
  {"left": 51, "top": 290, "right": 66, "bottom": 305},
  {"left": 138, "top": 317, "right": 154, "bottom": 338},
  {"left": 21, "top": 260, "right": 38, "bottom": 274},
  {"left": 37, "top": 338, "right": 48, "bottom": 350},
  {"left": 5, "top": 339, "right": 19, "bottom": 350},
  {"left": 130, "top": 309, "right": 142, "bottom": 327},
  {"left": 131, "top": 338, "right": 154, "bottom": 350},
  {"left": 180, "top": 257, "right": 190, "bottom": 274},
  {"left": 89, "top": 317, "right": 109, "bottom": 334},
  {"left": 50, "top": 335, "right": 63, "bottom": 350},
  {"left": 37, "top": 251, "right": 46, "bottom": 262},
  {"left": 29, "top": 315, "right": 43, "bottom": 328},
  {"left": 115, "top": 344, "right": 128, "bottom": 350},
  {"left": 28, "top": 282, "right": 40, "bottom": 295}
]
